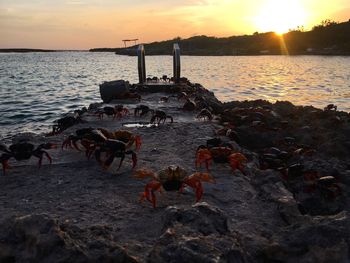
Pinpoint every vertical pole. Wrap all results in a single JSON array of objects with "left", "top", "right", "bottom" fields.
[
  {"left": 137, "top": 45, "right": 146, "bottom": 84},
  {"left": 173, "top": 43, "right": 181, "bottom": 83}
]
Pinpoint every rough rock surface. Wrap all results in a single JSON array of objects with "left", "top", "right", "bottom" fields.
[
  {"left": 0, "top": 214, "right": 137, "bottom": 263},
  {"left": 0, "top": 81, "right": 349, "bottom": 262}
]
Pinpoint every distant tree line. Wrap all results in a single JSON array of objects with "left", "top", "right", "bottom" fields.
[{"left": 90, "top": 19, "right": 350, "bottom": 56}]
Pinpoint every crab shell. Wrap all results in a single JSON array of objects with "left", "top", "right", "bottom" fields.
[{"left": 157, "top": 165, "right": 188, "bottom": 191}]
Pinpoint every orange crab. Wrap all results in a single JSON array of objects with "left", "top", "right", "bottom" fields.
[
  {"left": 134, "top": 165, "right": 216, "bottom": 208},
  {"left": 196, "top": 146, "right": 248, "bottom": 175}
]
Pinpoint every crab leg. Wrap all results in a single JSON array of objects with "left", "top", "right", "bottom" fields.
[
  {"left": 134, "top": 136, "right": 142, "bottom": 151},
  {"left": 117, "top": 154, "right": 125, "bottom": 170},
  {"left": 140, "top": 180, "right": 162, "bottom": 207},
  {"left": 229, "top": 153, "right": 248, "bottom": 175},
  {"left": 1, "top": 158, "right": 11, "bottom": 176},
  {"left": 182, "top": 178, "right": 203, "bottom": 202},
  {"left": 195, "top": 149, "right": 212, "bottom": 171},
  {"left": 35, "top": 150, "right": 52, "bottom": 168},
  {"left": 125, "top": 150, "right": 137, "bottom": 169}
]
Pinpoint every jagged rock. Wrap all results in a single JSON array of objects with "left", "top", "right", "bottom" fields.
[
  {"left": 0, "top": 214, "right": 138, "bottom": 263},
  {"left": 252, "top": 170, "right": 304, "bottom": 224},
  {"left": 148, "top": 233, "right": 245, "bottom": 263},
  {"left": 162, "top": 202, "right": 229, "bottom": 235},
  {"left": 148, "top": 203, "right": 246, "bottom": 263},
  {"left": 260, "top": 212, "right": 350, "bottom": 263}
]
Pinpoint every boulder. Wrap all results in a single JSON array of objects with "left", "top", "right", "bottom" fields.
[
  {"left": 148, "top": 203, "right": 247, "bottom": 262},
  {"left": 100, "top": 80, "right": 130, "bottom": 103},
  {"left": 0, "top": 214, "right": 138, "bottom": 263}
]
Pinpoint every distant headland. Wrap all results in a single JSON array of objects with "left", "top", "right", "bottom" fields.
[
  {"left": 0, "top": 49, "right": 86, "bottom": 53},
  {"left": 0, "top": 49, "right": 57, "bottom": 53},
  {"left": 90, "top": 19, "right": 350, "bottom": 56}
]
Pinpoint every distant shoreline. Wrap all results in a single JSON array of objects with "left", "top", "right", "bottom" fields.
[
  {"left": 1, "top": 48, "right": 349, "bottom": 56},
  {"left": 0, "top": 49, "right": 86, "bottom": 53}
]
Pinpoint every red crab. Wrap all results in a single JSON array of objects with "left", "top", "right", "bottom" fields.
[
  {"left": 134, "top": 165, "right": 216, "bottom": 207},
  {"left": 195, "top": 140, "right": 248, "bottom": 175}
]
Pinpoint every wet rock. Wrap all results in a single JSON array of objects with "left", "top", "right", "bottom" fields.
[{"left": 0, "top": 214, "right": 138, "bottom": 263}]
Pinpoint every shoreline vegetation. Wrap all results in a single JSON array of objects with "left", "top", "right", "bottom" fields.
[
  {"left": 2, "top": 19, "right": 350, "bottom": 56},
  {"left": 91, "top": 19, "right": 350, "bottom": 56}
]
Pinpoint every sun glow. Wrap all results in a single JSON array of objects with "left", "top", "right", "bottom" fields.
[{"left": 254, "top": 0, "right": 307, "bottom": 34}]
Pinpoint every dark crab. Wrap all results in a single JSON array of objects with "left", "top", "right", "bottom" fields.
[
  {"left": 134, "top": 165, "right": 215, "bottom": 207},
  {"left": 196, "top": 108, "right": 213, "bottom": 121},
  {"left": 150, "top": 110, "right": 173, "bottom": 124},
  {"left": 324, "top": 104, "right": 337, "bottom": 111},
  {"left": 95, "top": 139, "right": 137, "bottom": 171},
  {"left": 97, "top": 105, "right": 129, "bottom": 119},
  {"left": 49, "top": 115, "right": 84, "bottom": 136},
  {"left": 63, "top": 128, "right": 141, "bottom": 154},
  {"left": 134, "top": 105, "right": 154, "bottom": 117},
  {"left": 0, "top": 141, "right": 57, "bottom": 175}
]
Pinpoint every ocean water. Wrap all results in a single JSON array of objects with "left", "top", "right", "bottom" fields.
[{"left": 0, "top": 52, "right": 349, "bottom": 139}]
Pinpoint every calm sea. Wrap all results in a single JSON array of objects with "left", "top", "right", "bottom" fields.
[{"left": 0, "top": 52, "right": 349, "bottom": 139}]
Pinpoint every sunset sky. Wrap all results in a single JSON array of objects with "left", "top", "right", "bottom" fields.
[{"left": 1, "top": 0, "right": 349, "bottom": 49}]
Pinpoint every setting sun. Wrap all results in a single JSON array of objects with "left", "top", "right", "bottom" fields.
[{"left": 254, "top": 0, "right": 307, "bottom": 34}]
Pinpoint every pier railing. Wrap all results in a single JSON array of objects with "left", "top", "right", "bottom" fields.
[{"left": 137, "top": 43, "right": 181, "bottom": 84}]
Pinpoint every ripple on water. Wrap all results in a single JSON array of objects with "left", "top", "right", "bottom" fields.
[{"left": 1, "top": 53, "right": 350, "bottom": 138}]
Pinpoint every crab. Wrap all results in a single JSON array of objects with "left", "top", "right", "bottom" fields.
[
  {"left": 0, "top": 141, "right": 57, "bottom": 175},
  {"left": 297, "top": 171, "right": 341, "bottom": 199},
  {"left": 62, "top": 128, "right": 141, "bottom": 157},
  {"left": 161, "top": 75, "right": 170, "bottom": 82},
  {"left": 159, "top": 96, "right": 170, "bottom": 103},
  {"left": 62, "top": 128, "right": 137, "bottom": 171},
  {"left": 62, "top": 128, "right": 108, "bottom": 157},
  {"left": 150, "top": 110, "right": 173, "bottom": 124},
  {"left": 94, "top": 139, "right": 137, "bottom": 171},
  {"left": 324, "top": 104, "right": 337, "bottom": 111},
  {"left": 97, "top": 105, "right": 129, "bottom": 120},
  {"left": 134, "top": 105, "right": 154, "bottom": 117},
  {"left": 48, "top": 115, "right": 84, "bottom": 136},
  {"left": 182, "top": 98, "right": 196, "bottom": 111},
  {"left": 108, "top": 130, "right": 142, "bottom": 151},
  {"left": 178, "top": 91, "right": 189, "bottom": 101},
  {"left": 196, "top": 108, "right": 213, "bottom": 121},
  {"left": 195, "top": 139, "right": 248, "bottom": 175},
  {"left": 134, "top": 165, "right": 216, "bottom": 207}
]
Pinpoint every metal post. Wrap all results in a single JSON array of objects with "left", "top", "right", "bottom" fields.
[
  {"left": 137, "top": 45, "right": 146, "bottom": 84},
  {"left": 173, "top": 43, "right": 181, "bottom": 83}
]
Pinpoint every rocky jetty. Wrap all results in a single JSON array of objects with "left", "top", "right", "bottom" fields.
[{"left": 0, "top": 79, "right": 349, "bottom": 262}]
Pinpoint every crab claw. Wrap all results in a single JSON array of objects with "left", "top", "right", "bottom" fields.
[
  {"left": 195, "top": 148, "right": 212, "bottom": 170},
  {"left": 134, "top": 169, "right": 156, "bottom": 179},
  {"left": 228, "top": 152, "right": 248, "bottom": 175},
  {"left": 192, "top": 172, "right": 216, "bottom": 184}
]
